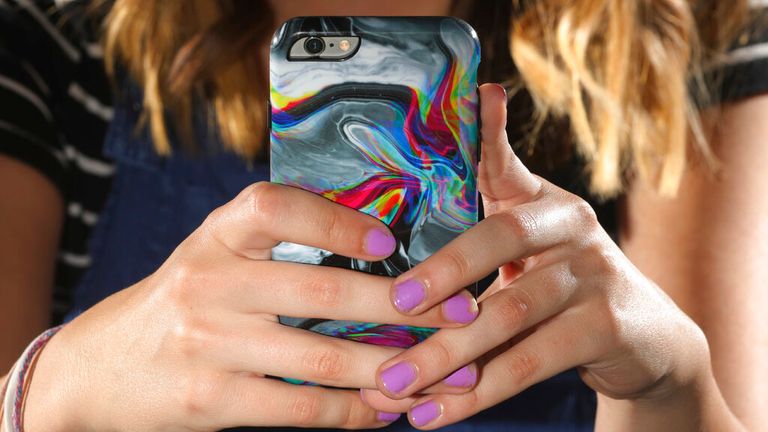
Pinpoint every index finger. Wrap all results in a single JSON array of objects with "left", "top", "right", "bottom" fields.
[
  {"left": 389, "top": 193, "right": 582, "bottom": 316},
  {"left": 195, "top": 182, "right": 397, "bottom": 261}
]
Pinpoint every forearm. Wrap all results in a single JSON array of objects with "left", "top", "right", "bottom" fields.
[
  {"left": 0, "top": 156, "right": 63, "bottom": 372},
  {"left": 622, "top": 95, "right": 768, "bottom": 428},
  {"left": 595, "top": 366, "right": 745, "bottom": 432}
]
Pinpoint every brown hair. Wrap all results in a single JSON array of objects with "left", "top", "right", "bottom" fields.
[
  {"left": 104, "top": 0, "right": 750, "bottom": 197},
  {"left": 104, "top": 0, "right": 273, "bottom": 157}
]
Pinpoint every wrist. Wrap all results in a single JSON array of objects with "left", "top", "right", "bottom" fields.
[
  {"left": 596, "top": 364, "right": 744, "bottom": 432},
  {"left": 22, "top": 327, "right": 84, "bottom": 432}
]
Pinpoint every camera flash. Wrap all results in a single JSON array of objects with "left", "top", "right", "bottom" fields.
[{"left": 339, "top": 40, "right": 351, "bottom": 51}]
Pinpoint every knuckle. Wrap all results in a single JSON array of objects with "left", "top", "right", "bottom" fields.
[
  {"left": 313, "top": 206, "right": 344, "bottom": 246},
  {"left": 303, "top": 346, "right": 350, "bottom": 382},
  {"left": 162, "top": 261, "right": 204, "bottom": 307},
  {"left": 289, "top": 392, "right": 324, "bottom": 426},
  {"left": 170, "top": 260, "right": 196, "bottom": 288},
  {"left": 461, "top": 388, "right": 482, "bottom": 412},
  {"left": 243, "top": 182, "right": 281, "bottom": 226},
  {"left": 201, "top": 204, "right": 226, "bottom": 230},
  {"left": 179, "top": 372, "right": 223, "bottom": 418},
  {"left": 341, "top": 397, "right": 373, "bottom": 429},
  {"left": 440, "top": 247, "right": 472, "bottom": 282},
  {"left": 570, "top": 195, "right": 599, "bottom": 229},
  {"left": 540, "top": 267, "right": 572, "bottom": 302},
  {"left": 503, "top": 349, "right": 542, "bottom": 384},
  {"left": 497, "top": 209, "right": 538, "bottom": 245},
  {"left": 173, "top": 315, "right": 216, "bottom": 361},
  {"left": 424, "top": 337, "right": 454, "bottom": 367},
  {"left": 494, "top": 289, "right": 533, "bottom": 332},
  {"left": 298, "top": 274, "right": 342, "bottom": 309},
  {"left": 575, "top": 199, "right": 600, "bottom": 228}
]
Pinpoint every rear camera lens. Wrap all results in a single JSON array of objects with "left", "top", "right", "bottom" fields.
[{"left": 304, "top": 37, "right": 325, "bottom": 55}]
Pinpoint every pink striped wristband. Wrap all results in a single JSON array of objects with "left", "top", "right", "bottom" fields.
[{"left": 1, "top": 325, "right": 64, "bottom": 432}]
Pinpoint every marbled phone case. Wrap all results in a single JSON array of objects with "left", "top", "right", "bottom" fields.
[{"left": 270, "top": 17, "right": 480, "bottom": 359}]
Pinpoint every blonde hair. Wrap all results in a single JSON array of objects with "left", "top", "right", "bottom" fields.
[
  {"left": 510, "top": 0, "right": 749, "bottom": 196},
  {"left": 104, "top": 0, "right": 272, "bottom": 158},
  {"left": 104, "top": 0, "right": 750, "bottom": 197}
]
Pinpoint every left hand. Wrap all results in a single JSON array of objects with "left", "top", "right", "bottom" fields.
[{"left": 359, "top": 83, "right": 711, "bottom": 429}]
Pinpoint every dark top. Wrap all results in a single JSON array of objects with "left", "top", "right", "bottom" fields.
[{"left": 1, "top": 1, "right": 767, "bottom": 431}]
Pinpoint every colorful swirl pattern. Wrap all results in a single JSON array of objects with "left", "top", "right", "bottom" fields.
[{"left": 270, "top": 17, "right": 480, "bottom": 362}]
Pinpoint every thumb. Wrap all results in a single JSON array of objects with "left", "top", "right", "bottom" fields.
[{"left": 478, "top": 83, "right": 541, "bottom": 204}]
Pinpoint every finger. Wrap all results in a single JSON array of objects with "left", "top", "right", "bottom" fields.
[
  {"left": 209, "top": 318, "right": 401, "bottom": 388},
  {"left": 378, "top": 263, "right": 578, "bottom": 399},
  {"left": 203, "top": 313, "right": 473, "bottom": 394},
  {"left": 390, "top": 193, "right": 583, "bottom": 315},
  {"left": 477, "top": 83, "right": 541, "bottom": 205},
  {"left": 477, "top": 262, "right": 525, "bottom": 302},
  {"left": 196, "top": 182, "right": 397, "bottom": 260},
  {"left": 216, "top": 376, "right": 400, "bottom": 429},
  {"left": 360, "top": 388, "right": 418, "bottom": 413},
  {"left": 216, "top": 259, "right": 469, "bottom": 327},
  {"left": 403, "top": 311, "right": 595, "bottom": 429}
]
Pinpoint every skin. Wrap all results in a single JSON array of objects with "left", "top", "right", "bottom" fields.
[
  {"left": 0, "top": 156, "right": 61, "bottom": 372},
  {"left": 0, "top": 1, "right": 764, "bottom": 430},
  {"left": 620, "top": 96, "right": 768, "bottom": 431}
]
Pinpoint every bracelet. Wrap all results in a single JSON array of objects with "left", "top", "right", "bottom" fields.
[{"left": 1, "top": 325, "right": 64, "bottom": 432}]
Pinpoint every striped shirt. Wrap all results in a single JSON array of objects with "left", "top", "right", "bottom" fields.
[{"left": 0, "top": 0, "right": 112, "bottom": 324}]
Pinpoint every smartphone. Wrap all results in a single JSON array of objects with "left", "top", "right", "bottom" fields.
[{"left": 269, "top": 16, "right": 480, "bottom": 353}]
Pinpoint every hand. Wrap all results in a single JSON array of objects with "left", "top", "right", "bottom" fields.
[
  {"left": 21, "top": 183, "right": 468, "bottom": 431},
  {"left": 360, "top": 84, "right": 712, "bottom": 429}
]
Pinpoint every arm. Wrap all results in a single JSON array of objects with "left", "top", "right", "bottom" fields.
[
  {"left": 0, "top": 155, "right": 62, "bottom": 432},
  {"left": 0, "top": 155, "right": 62, "bottom": 372},
  {"left": 616, "top": 94, "right": 768, "bottom": 430}
]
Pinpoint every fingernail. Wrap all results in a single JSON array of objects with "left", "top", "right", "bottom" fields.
[
  {"left": 393, "top": 279, "right": 426, "bottom": 313},
  {"left": 380, "top": 361, "right": 417, "bottom": 394},
  {"left": 443, "top": 365, "right": 477, "bottom": 388},
  {"left": 494, "top": 83, "right": 508, "bottom": 98},
  {"left": 410, "top": 400, "right": 442, "bottom": 427},
  {"left": 443, "top": 293, "right": 478, "bottom": 324},
  {"left": 365, "top": 228, "right": 396, "bottom": 257},
  {"left": 377, "top": 411, "right": 401, "bottom": 423}
]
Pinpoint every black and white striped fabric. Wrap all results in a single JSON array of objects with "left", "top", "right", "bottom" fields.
[
  {"left": 0, "top": 0, "right": 766, "bottom": 325},
  {"left": 0, "top": 0, "right": 112, "bottom": 324},
  {"left": 715, "top": 1, "right": 768, "bottom": 102}
]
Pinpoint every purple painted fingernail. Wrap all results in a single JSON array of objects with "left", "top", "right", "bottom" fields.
[
  {"left": 377, "top": 411, "right": 401, "bottom": 423},
  {"left": 365, "top": 228, "right": 396, "bottom": 257},
  {"left": 380, "top": 361, "right": 417, "bottom": 394},
  {"left": 443, "top": 294, "right": 478, "bottom": 323},
  {"left": 393, "top": 279, "right": 426, "bottom": 312},
  {"left": 410, "top": 400, "right": 441, "bottom": 427},
  {"left": 443, "top": 365, "right": 477, "bottom": 388}
]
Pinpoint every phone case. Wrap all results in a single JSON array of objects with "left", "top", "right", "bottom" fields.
[{"left": 270, "top": 16, "right": 480, "bottom": 354}]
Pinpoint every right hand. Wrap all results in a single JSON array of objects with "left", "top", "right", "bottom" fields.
[{"left": 21, "top": 183, "right": 470, "bottom": 431}]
